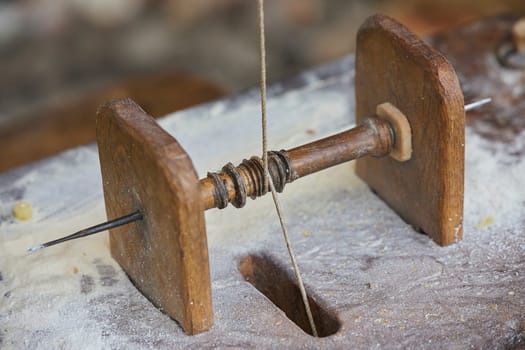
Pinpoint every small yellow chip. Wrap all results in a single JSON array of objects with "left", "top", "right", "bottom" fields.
[
  {"left": 475, "top": 216, "right": 494, "bottom": 230},
  {"left": 13, "top": 201, "right": 33, "bottom": 221}
]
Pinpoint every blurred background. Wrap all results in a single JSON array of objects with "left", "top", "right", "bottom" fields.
[{"left": 1, "top": 0, "right": 525, "bottom": 172}]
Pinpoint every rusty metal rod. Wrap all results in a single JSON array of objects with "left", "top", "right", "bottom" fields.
[{"left": 28, "top": 211, "right": 143, "bottom": 253}]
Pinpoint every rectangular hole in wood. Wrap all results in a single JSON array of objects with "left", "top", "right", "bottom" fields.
[{"left": 238, "top": 253, "right": 340, "bottom": 337}]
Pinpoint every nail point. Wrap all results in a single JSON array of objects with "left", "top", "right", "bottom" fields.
[{"left": 27, "top": 244, "right": 45, "bottom": 253}]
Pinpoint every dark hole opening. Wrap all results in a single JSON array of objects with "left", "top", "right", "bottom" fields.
[{"left": 238, "top": 253, "right": 341, "bottom": 337}]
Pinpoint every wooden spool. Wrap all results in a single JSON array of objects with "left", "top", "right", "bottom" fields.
[
  {"left": 94, "top": 14, "right": 466, "bottom": 335},
  {"left": 4, "top": 15, "right": 524, "bottom": 348}
]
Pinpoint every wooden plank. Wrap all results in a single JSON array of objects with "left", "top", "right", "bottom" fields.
[
  {"left": 97, "top": 98, "right": 212, "bottom": 334},
  {"left": 355, "top": 15, "right": 465, "bottom": 246}
]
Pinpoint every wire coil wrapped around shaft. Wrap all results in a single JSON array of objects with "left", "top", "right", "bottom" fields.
[{"left": 206, "top": 150, "right": 296, "bottom": 209}]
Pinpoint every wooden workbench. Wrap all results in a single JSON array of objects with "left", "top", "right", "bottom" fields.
[{"left": 0, "top": 16, "right": 524, "bottom": 349}]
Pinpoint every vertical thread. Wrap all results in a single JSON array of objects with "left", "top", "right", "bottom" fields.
[
  {"left": 257, "top": 0, "right": 318, "bottom": 337},
  {"left": 258, "top": 0, "right": 269, "bottom": 194}
]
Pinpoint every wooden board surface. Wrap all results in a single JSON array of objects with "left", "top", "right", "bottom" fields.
[
  {"left": 0, "top": 16, "right": 524, "bottom": 349},
  {"left": 97, "top": 99, "right": 212, "bottom": 334},
  {"left": 355, "top": 15, "right": 465, "bottom": 246}
]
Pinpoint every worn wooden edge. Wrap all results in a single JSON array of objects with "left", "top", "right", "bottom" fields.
[
  {"left": 355, "top": 14, "right": 465, "bottom": 246},
  {"left": 435, "top": 66, "right": 466, "bottom": 246},
  {"left": 96, "top": 98, "right": 213, "bottom": 334}
]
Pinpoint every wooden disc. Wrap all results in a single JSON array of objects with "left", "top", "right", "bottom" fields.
[
  {"left": 376, "top": 102, "right": 412, "bottom": 162},
  {"left": 355, "top": 15, "right": 465, "bottom": 246},
  {"left": 96, "top": 98, "right": 212, "bottom": 334}
]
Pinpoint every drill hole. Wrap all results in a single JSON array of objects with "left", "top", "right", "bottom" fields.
[{"left": 238, "top": 253, "right": 341, "bottom": 337}]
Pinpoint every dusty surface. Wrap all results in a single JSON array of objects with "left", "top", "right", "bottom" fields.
[{"left": 1, "top": 19, "right": 525, "bottom": 349}]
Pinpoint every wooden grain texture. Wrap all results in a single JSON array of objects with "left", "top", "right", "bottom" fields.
[
  {"left": 200, "top": 117, "right": 393, "bottom": 210},
  {"left": 96, "top": 98, "right": 212, "bottom": 334},
  {"left": 355, "top": 14, "right": 465, "bottom": 246}
]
